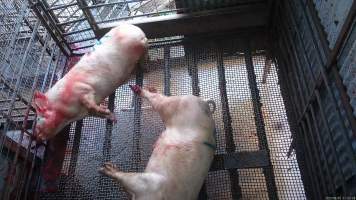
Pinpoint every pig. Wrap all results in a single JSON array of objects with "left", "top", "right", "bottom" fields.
[
  {"left": 99, "top": 85, "right": 216, "bottom": 200},
  {"left": 32, "top": 24, "right": 148, "bottom": 142}
]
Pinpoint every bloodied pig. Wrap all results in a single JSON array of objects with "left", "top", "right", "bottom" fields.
[
  {"left": 99, "top": 85, "right": 216, "bottom": 200},
  {"left": 32, "top": 24, "right": 148, "bottom": 142}
]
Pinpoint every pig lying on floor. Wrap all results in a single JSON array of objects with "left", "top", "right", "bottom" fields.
[
  {"left": 32, "top": 24, "right": 148, "bottom": 142},
  {"left": 99, "top": 85, "right": 216, "bottom": 200}
]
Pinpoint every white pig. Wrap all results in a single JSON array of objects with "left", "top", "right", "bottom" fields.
[
  {"left": 32, "top": 24, "right": 148, "bottom": 142},
  {"left": 99, "top": 85, "right": 216, "bottom": 200}
]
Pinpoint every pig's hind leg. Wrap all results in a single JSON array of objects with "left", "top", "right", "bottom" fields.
[{"left": 99, "top": 162, "right": 163, "bottom": 196}]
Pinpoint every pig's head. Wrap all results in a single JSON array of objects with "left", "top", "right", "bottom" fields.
[
  {"left": 113, "top": 24, "right": 149, "bottom": 64},
  {"left": 32, "top": 91, "right": 66, "bottom": 142}
]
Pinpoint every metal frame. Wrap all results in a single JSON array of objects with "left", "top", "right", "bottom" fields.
[{"left": 26, "top": 0, "right": 269, "bottom": 55}]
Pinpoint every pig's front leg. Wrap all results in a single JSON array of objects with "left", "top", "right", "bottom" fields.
[
  {"left": 99, "top": 162, "right": 163, "bottom": 196},
  {"left": 129, "top": 85, "right": 164, "bottom": 110},
  {"left": 80, "top": 92, "right": 116, "bottom": 121}
]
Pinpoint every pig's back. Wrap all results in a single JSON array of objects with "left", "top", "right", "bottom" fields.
[{"left": 145, "top": 130, "right": 214, "bottom": 200}]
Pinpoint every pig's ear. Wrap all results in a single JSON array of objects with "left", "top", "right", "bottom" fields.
[{"left": 32, "top": 91, "right": 48, "bottom": 113}]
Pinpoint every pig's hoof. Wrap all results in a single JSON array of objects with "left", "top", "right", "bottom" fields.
[
  {"left": 129, "top": 85, "right": 141, "bottom": 94},
  {"left": 109, "top": 113, "right": 117, "bottom": 123},
  {"left": 99, "top": 162, "right": 119, "bottom": 177}
]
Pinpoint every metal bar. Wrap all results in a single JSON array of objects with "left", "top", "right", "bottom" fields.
[
  {"left": 47, "top": 1, "right": 78, "bottom": 11},
  {"left": 97, "top": 4, "right": 267, "bottom": 38},
  {"left": 280, "top": 38, "right": 302, "bottom": 116},
  {"left": 244, "top": 38, "right": 279, "bottom": 200},
  {"left": 275, "top": 9, "right": 305, "bottom": 117},
  {"left": 215, "top": 42, "right": 242, "bottom": 199},
  {"left": 57, "top": 17, "right": 86, "bottom": 26},
  {"left": 303, "top": 111, "right": 328, "bottom": 197},
  {"left": 97, "top": 93, "right": 116, "bottom": 198},
  {"left": 63, "top": 27, "right": 92, "bottom": 36},
  {"left": 210, "top": 150, "right": 270, "bottom": 171},
  {"left": 184, "top": 43, "right": 206, "bottom": 199},
  {"left": 299, "top": 120, "right": 323, "bottom": 199},
  {"left": 133, "top": 66, "right": 143, "bottom": 171},
  {"left": 76, "top": 0, "right": 99, "bottom": 36},
  {"left": 40, "top": 47, "right": 58, "bottom": 92},
  {"left": 303, "top": 0, "right": 329, "bottom": 60},
  {"left": 163, "top": 46, "right": 171, "bottom": 96},
  {"left": 103, "top": 94, "right": 115, "bottom": 162},
  {"left": 61, "top": 120, "right": 83, "bottom": 199},
  {"left": 68, "top": 121, "right": 83, "bottom": 176},
  {"left": 315, "top": 89, "right": 347, "bottom": 192},
  {"left": 67, "top": 36, "right": 96, "bottom": 44},
  {"left": 85, "top": 0, "right": 142, "bottom": 9},
  {"left": 186, "top": 44, "right": 200, "bottom": 96},
  {"left": 309, "top": 104, "right": 337, "bottom": 194},
  {"left": 280, "top": 6, "right": 310, "bottom": 110},
  {"left": 49, "top": 51, "right": 62, "bottom": 87}
]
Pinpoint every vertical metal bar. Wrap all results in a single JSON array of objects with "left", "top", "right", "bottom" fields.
[
  {"left": 215, "top": 42, "right": 242, "bottom": 199},
  {"left": 23, "top": 141, "right": 40, "bottom": 200},
  {"left": 279, "top": 28, "right": 305, "bottom": 117},
  {"left": 98, "top": 93, "right": 116, "bottom": 198},
  {"left": 309, "top": 104, "right": 337, "bottom": 194},
  {"left": 304, "top": 111, "right": 328, "bottom": 197},
  {"left": 278, "top": 37, "right": 303, "bottom": 116},
  {"left": 48, "top": 51, "right": 62, "bottom": 87},
  {"left": 185, "top": 43, "right": 206, "bottom": 199},
  {"left": 40, "top": 47, "right": 58, "bottom": 92},
  {"left": 243, "top": 38, "right": 278, "bottom": 200},
  {"left": 76, "top": 0, "right": 99, "bottom": 36},
  {"left": 65, "top": 119, "right": 83, "bottom": 199},
  {"left": 315, "top": 89, "right": 347, "bottom": 192},
  {"left": 133, "top": 66, "right": 143, "bottom": 171},
  {"left": 280, "top": 18, "right": 309, "bottom": 110},
  {"left": 163, "top": 46, "right": 171, "bottom": 96},
  {"left": 299, "top": 120, "right": 323, "bottom": 199},
  {"left": 186, "top": 45, "right": 200, "bottom": 96}
]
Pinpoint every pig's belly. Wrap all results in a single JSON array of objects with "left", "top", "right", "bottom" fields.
[{"left": 145, "top": 142, "right": 213, "bottom": 200}]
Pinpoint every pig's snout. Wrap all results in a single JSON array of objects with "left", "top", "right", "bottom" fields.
[{"left": 205, "top": 99, "right": 216, "bottom": 114}]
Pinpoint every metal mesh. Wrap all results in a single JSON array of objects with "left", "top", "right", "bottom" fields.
[
  {"left": 253, "top": 55, "right": 306, "bottom": 199},
  {"left": 36, "top": 36, "right": 306, "bottom": 199}
]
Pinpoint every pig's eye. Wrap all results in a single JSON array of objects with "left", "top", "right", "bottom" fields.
[{"left": 36, "top": 117, "right": 44, "bottom": 123}]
